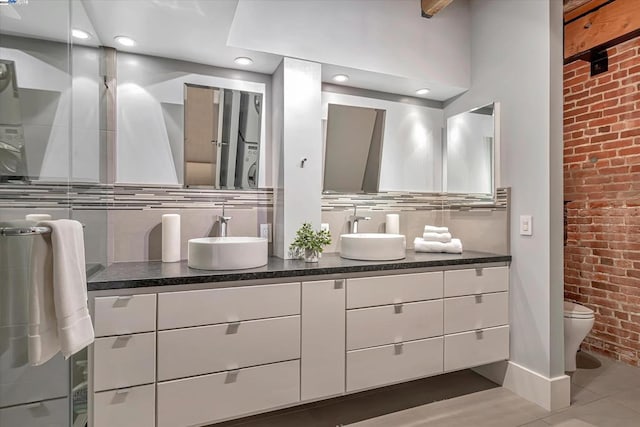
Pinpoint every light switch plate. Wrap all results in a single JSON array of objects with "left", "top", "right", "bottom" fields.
[
  {"left": 519, "top": 215, "right": 532, "bottom": 236},
  {"left": 260, "top": 223, "right": 272, "bottom": 242}
]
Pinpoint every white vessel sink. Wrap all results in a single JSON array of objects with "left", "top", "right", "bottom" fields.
[
  {"left": 340, "top": 233, "right": 406, "bottom": 261},
  {"left": 188, "top": 237, "right": 268, "bottom": 270}
]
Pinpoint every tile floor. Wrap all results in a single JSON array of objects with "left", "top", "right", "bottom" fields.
[{"left": 213, "top": 352, "right": 640, "bottom": 427}]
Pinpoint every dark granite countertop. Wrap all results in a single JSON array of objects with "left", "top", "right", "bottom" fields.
[{"left": 87, "top": 250, "right": 511, "bottom": 291}]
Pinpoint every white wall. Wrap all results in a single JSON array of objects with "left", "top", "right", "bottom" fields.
[
  {"left": 229, "top": 0, "right": 470, "bottom": 96},
  {"left": 272, "top": 58, "right": 323, "bottom": 258},
  {"left": 445, "top": 0, "right": 565, "bottom": 384},
  {"left": 116, "top": 52, "right": 270, "bottom": 186},
  {"left": 446, "top": 111, "right": 493, "bottom": 193},
  {"left": 322, "top": 91, "right": 443, "bottom": 192}
]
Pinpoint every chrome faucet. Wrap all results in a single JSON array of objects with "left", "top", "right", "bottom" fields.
[
  {"left": 349, "top": 204, "right": 371, "bottom": 233},
  {"left": 218, "top": 204, "right": 232, "bottom": 237}
]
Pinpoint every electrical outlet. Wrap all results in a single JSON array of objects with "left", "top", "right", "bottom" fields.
[
  {"left": 260, "top": 223, "right": 272, "bottom": 242},
  {"left": 519, "top": 215, "right": 532, "bottom": 236},
  {"left": 321, "top": 223, "right": 330, "bottom": 233}
]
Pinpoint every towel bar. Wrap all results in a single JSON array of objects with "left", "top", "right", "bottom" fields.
[{"left": 0, "top": 224, "right": 86, "bottom": 237}]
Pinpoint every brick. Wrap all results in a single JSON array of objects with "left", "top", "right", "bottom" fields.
[
  {"left": 590, "top": 82, "right": 619, "bottom": 96},
  {"left": 621, "top": 129, "right": 640, "bottom": 138},
  {"left": 590, "top": 133, "right": 619, "bottom": 143}
]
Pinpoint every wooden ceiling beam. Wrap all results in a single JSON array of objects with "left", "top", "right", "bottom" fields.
[
  {"left": 564, "top": 0, "right": 611, "bottom": 23},
  {"left": 421, "top": 0, "right": 453, "bottom": 19},
  {"left": 564, "top": 0, "right": 640, "bottom": 61}
]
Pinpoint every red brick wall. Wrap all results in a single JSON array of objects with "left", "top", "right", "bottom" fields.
[{"left": 564, "top": 36, "right": 640, "bottom": 366}]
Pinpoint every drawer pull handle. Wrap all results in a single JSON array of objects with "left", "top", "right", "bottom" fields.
[
  {"left": 113, "top": 335, "right": 133, "bottom": 348},
  {"left": 394, "top": 303, "right": 403, "bottom": 314},
  {"left": 334, "top": 279, "right": 344, "bottom": 289},
  {"left": 475, "top": 329, "right": 484, "bottom": 338},
  {"left": 475, "top": 268, "right": 484, "bottom": 276},
  {"left": 226, "top": 322, "right": 241, "bottom": 334},
  {"left": 115, "top": 389, "right": 131, "bottom": 395},
  {"left": 226, "top": 370, "right": 240, "bottom": 383},
  {"left": 474, "top": 294, "right": 483, "bottom": 303},
  {"left": 394, "top": 342, "right": 404, "bottom": 355},
  {"left": 26, "top": 402, "right": 44, "bottom": 410},
  {"left": 113, "top": 296, "right": 134, "bottom": 308}
]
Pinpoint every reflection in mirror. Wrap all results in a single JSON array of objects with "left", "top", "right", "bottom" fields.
[
  {"left": 322, "top": 91, "right": 444, "bottom": 193},
  {"left": 446, "top": 103, "right": 495, "bottom": 195},
  {"left": 0, "top": 59, "right": 26, "bottom": 181},
  {"left": 323, "top": 104, "right": 385, "bottom": 193},
  {"left": 184, "top": 85, "right": 262, "bottom": 189}
]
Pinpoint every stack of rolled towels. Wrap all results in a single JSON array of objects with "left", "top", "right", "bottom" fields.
[{"left": 414, "top": 225, "right": 463, "bottom": 254}]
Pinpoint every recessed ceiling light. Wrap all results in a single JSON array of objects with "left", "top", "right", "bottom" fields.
[
  {"left": 234, "top": 57, "right": 253, "bottom": 66},
  {"left": 332, "top": 74, "right": 349, "bottom": 83},
  {"left": 72, "top": 29, "right": 90, "bottom": 40},
  {"left": 114, "top": 36, "right": 136, "bottom": 47},
  {"left": 415, "top": 88, "right": 431, "bottom": 95}
]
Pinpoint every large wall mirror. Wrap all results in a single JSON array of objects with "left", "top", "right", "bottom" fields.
[
  {"left": 323, "top": 104, "right": 385, "bottom": 193},
  {"left": 184, "top": 84, "right": 263, "bottom": 189},
  {"left": 444, "top": 103, "right": 498, "bottom": 195},
  {"left": 322, "top": 91, "right": 444, "bottom": 193},
  {"left": 115, "top": 53, "right": 268, "bottom": 188}
]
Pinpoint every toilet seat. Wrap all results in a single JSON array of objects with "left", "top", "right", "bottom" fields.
[{"left": 564, "top": 301, "right": 594, "bottom": 319}]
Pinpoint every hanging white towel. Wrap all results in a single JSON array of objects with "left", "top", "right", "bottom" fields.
[
  {"left": 422, "top": 232, "right": 452, "bottom": 243},
  {"left": 414, "top": 237, "right": 463, "bottom": 254},
  {"left": 424, "top": 225, "right": 449, "bottom": 234},
  {"left": 29, "top": 219, "right": 94, "bottom": 365}
]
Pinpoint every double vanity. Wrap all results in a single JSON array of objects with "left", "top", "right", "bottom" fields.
[{"left": 86, "top": 250, "right": 511, "bottom": 427}]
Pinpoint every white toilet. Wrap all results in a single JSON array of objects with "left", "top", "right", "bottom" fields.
[{"left": 564, "top": 301, "right": 595, "bottom": 372}]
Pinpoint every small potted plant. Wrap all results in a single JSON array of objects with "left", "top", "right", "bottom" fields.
[{"left": 289, "top": 222, "right": 332, "bottom": 262}]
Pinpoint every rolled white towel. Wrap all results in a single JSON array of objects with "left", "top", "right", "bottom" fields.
[
  {"left": 424, "top": 225, "right": 449, "bottom": 234},
  {"left": 422, "top": 232, "right": 452, "bottom": 243},
  {"left": 414, "top": 237, "right": 463, "bottom": 254}
]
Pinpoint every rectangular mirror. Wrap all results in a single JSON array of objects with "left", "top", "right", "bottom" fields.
[
  {"left": 323, "top": 104, "right": 385, "bottom": 193},
  {"left": 322, "top": 91, "right": 444, "bottom": 194},
  {"left": 184, "top": 85, "right": 262, "bottom": 189},
  {"left": 116, "top": 52, "right": 267, "bottom": 187},
  {"left": 445, "top": 103, "right": 496, "bottom": 195}
]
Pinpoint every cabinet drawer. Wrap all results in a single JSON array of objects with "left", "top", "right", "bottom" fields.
[
  {"left": 158, "top": 315, "right": 300, "bottom": 381},
  {"left": 93, "top": 332, "right": 156, "bottom": 392},
  {"left": 444, "top": 325, "right": 509, "bottom": 371},
  {"left": 347, "top": 300, "right": 443, "bottom": 350},
  {"left": 347, "top": 272, "right": 443, "bottom": 309},
  {"left": 0, "top": 397, "right": 68, "bottom": 427},
  {"left": 0, "top": 325, "right": 68, "bottom": 408},
  {"left": 346, "top": 337, "right": 443, "bottom": 392},
  {"left": 158, "top": 283, "right": 300, "bottom": 329},
  {"left": 93, "top": 384, "right": 155, "bottom": 427},
  {"left": 157, "top": 360, "right": 300, "bottom": 427},
  {"left": 444, "top": 266, "right": 508, "bottom": 297},
  {"left": 94, "top": 294, "right": 156, "bottom": 337},
  {"left": 444, "top": 292, "right": 509, "bottom": 334}
]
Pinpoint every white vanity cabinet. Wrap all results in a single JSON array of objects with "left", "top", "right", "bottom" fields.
[
  {"left": 90, "top": 294, "right": 157, "bottom": 427},
  {"left": 156, "top": 283, "right": 302, "bottom": 427},
  {"left": 443, "top": 266, "right": 510, "bottom": 371},
  {"left": 88, "top": 262, "right": 509, "bottom": 427},
  {"left": 345, "top": 272, "right": 444, "bottom": 392}
]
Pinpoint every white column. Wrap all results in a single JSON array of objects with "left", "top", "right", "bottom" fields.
[{"left": 272, "top": 58, "right": 322, "bottom": 259}]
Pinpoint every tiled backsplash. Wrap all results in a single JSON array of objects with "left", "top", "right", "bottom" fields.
[{"left": 0, "top": 183, "right": 508, "bottom": 262}]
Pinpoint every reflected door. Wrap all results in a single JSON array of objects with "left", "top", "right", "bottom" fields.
[{"left": 184, "top": 85, "right": 221, "bottom": 187}]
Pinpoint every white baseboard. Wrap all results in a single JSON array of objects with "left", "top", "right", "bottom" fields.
[{"left": 473, "top": 361, "right": 570, "bottom": 411}]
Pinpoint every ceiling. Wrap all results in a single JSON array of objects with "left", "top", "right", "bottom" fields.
[{"left": 0, "top": 0, "right": 466, "bottom": 101}]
